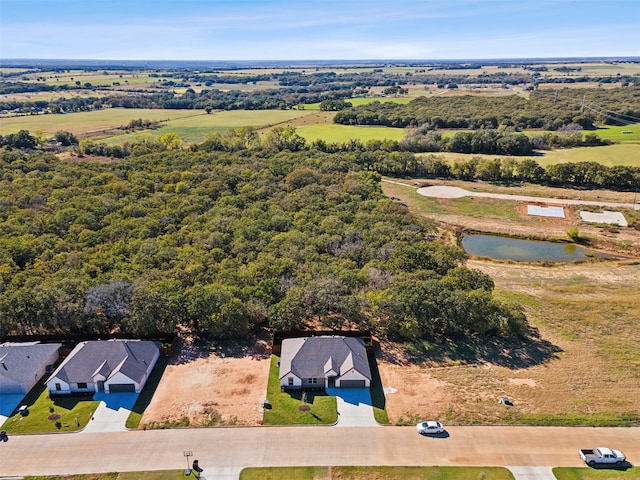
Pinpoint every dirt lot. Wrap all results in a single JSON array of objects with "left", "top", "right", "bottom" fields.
[{"left": 140, "top": 338, "right": 271, "bottom": 427}]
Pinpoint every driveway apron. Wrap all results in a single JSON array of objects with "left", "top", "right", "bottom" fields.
[
  {"left": 508, "top": 466, "right": 557, "bottom": 480},
  {"left": 326, "top": 387, "right": 379, "bottom": 427}
]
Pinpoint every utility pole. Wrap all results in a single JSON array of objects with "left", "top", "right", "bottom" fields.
[{"left": 581, "top": 94, "right": 586, "bottom": 114}]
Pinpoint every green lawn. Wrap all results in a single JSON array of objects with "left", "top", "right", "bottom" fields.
[
  {"left": 26, "top": 471, "right": 188, "bottom": 480},
  {"left": 263, "top": 355, "right": 337, "bottom": 425},
  {"left": 240, "top": 466, "right": 515, "bottom": 480},
  {"left": 536, "top": 143, "right": 640, "bottom": 167},
  {"left": 553, "top": 466, "right": 640, "bottom": 480},
  {"left": 592, "top": 123, "right": 640, "bottom": 142},
  {"left": 296, "top": 123, "right": 407, "bottom": 143},
  {"left": 1, "top": 383, "right": 99, "bottom": 433}
]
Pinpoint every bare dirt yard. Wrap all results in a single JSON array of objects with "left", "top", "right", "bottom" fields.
[{"left": 140, "top": 336, "right": 271, "bottom": 427}]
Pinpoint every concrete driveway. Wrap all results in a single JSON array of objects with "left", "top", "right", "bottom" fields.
[
  {"left": 82, "top": 392, "right": 138, "bottom": 433},
  {"left": 415, "top": 184, "right": 640, "bottom": 209},
  {"left": 0, "top": 394, "right": 26, "bottom": 424},
  {"left": 326, "top": 387, "right": 378, "bottom": 427}
]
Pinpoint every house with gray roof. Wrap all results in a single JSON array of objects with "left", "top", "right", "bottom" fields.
[
  {"left": 46, "top": 339, "right": 159, "bottom": 395},
  {"left": 279, "top": 336, "right": 371, "bottom": 390},
  {"left": 0, "top": 342, "right": 60, "bottom": 395}
]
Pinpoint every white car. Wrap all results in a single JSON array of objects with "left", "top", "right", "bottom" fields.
[{"left": 416, "top": 421, "right": 444, "bottom": 434}]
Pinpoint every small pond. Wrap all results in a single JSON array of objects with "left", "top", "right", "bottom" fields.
[{"left": 462, "top": 234, "right": 621, "bottom": 262}]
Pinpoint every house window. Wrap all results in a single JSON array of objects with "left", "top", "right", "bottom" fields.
[
  {"left": 288, "top": 377, "right": 294, "bottom": 386},
  {"left": 55, "top": 383, "right": 61, "bottom": 391},
  {"left": 77, "top": 382, "right": 88, "bottom": 389},
  {"left": 307, "top": 378, "right": 318, "bottom": 384}
]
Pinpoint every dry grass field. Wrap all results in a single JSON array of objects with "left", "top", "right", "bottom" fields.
[
  {"left": 379, "top": 260, "right": 640, "bottom": 426},
  {"left": 377, "top": 178, "right": 640, "bottom": 426}
]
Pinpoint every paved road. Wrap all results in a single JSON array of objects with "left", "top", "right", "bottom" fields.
[
  {"left": 414, "top": 185, "right": 639, "bottom": 209},
  {"left": 1, "top": 425, "right": 638, "bottom": 478}
]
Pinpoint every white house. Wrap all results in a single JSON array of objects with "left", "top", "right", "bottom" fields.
[
  {"left": 279, "top": 336, "right": 371, "bottom": 390},
  {"left": 46, "top": 339, "right": 159, "bottom": 395},
  {"left": 0, "top": 342, "right": 60, "bottom": 395}
]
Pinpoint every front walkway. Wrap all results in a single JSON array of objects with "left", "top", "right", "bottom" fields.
[
  {"left": 81, "top": 392, "right": 138, "bottom": 433},
  {"left": 326, "top": 387, "right": 379, "bottom": 427}
]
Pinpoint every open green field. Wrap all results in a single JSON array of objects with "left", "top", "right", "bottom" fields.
[
  {"left": 0, "top": 108, "right": 199, "bottom": 136},
  {"left": 98, "top": 109, "right": 315, "bottom": 144},
  {"left": 593, "top": 123, "right": 640, "bottom": 142},
  {"left": 536, "top": 143, "right": 640, "bottom": 167},
  {"left": 553, "top": 466, "right": 640, "bottom": 480},
  {"left": 296, "top": 123, "right": 406, "bottom": 143},
  {"left": 240, "top": 466, "right": 515, "bottom": 480},
  {"left": 429, "top": 142, "right": 640, "bottom": 168},
  {"left": 302, "top": 96, "right": 415, "bottom": 110}
]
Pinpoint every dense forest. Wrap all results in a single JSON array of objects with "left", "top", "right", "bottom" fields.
[
  {"left": 0, "top": 143, "right": 526, "bottom": 341},
  {"left": 334, "top": 87, "right": 640, "bottom": 129}
]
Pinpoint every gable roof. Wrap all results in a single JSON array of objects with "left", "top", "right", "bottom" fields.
[
  {"left": 0, "top": 342, "right": 61, "bottom": 386},
  {"left": 48, "top": 340, "right": 158, "bottom": 385},
  {"left": 280, "top": 336, "right": 371, "bottom": 381}
]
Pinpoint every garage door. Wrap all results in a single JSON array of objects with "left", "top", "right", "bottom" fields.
[
  {"left": 108, "top": 383, "right": 135, "bottom": 393},
  {"left": 340, "top": 380, "right": 365, "bottom": 388}
]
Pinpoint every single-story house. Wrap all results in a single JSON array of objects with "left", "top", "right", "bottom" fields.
[
  {"left": 46, "top": 339, "right": 159, "bottom": 395},
  {"left": 279, "top": 336, "right": 371, "bottom": 390},
  {"left": 0, "top": 342, "right": 61, "bottom": 395}
]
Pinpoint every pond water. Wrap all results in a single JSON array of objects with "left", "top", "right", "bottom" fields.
[{"left": 462, "top": 234, "right": 620, "bottom": 262}]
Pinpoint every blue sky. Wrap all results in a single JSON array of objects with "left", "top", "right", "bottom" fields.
[{"left": 1, "top": 0, "right": 639, "bottom": 60}]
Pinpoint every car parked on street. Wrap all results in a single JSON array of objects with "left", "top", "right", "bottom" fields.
[{"left": 416, "top": 421, "right": 444, "bottom": 435}]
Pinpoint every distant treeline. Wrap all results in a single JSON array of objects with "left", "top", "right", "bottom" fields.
[
  {"left": 4, "top": 127, "right": 633, "bottom": 191},
  {"left": 334, "top": 87, "right": 640, "bottom": 129}
]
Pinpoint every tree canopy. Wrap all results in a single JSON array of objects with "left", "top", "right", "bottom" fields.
[{"left": 0, "top": 142, "right": 526, "bottom": 340}]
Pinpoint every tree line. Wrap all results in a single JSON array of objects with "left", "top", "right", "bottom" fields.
[
  {"left": 334, "top": 87, "right": 640, "bottom": 130},
  {"left": 4, "top": 127, "right": 635, "bottom": 192}
]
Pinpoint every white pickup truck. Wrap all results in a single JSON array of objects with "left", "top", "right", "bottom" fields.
[{"left": 579, "top": 447, "right": 626, "bottom": 466}]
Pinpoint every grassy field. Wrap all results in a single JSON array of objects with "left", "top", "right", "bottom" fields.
[
  {"left": 1, "top": 383, "right": 99, "bottom": 433},
  {"left": 295, "top": 123, "right": 407, "bottom": 143},
  {"left": 240, "top": 466, "right": 515, "bottom": 480},
  {"left": 428, "top": 143, "right": 640, "bottom": 168},
  {"left": 25, "top": 471, "right": 188, "bottom": 480},
  {"left": 263, "top": 355, "right": 337, "bottom": 425},
  {"left": 536, "top": 143, "right": 640, "bottom": 167},
  {"left": 0, "top": 108, "right": 199, "bottom": 136},
  {"left": 591, "top": 123, "right": 640, "bottom": 142},
  {"left": 98, "top": 109, "right": 315, "bottom": 144},
  {"left": 302, "top": 96, "right": 415, "bottom": 110},
  {"left": 553, "top": 467, "right": 640, "bottom": 480},
  {"left": 380, "top": 177, "right": 640, "bottom": 426}
]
